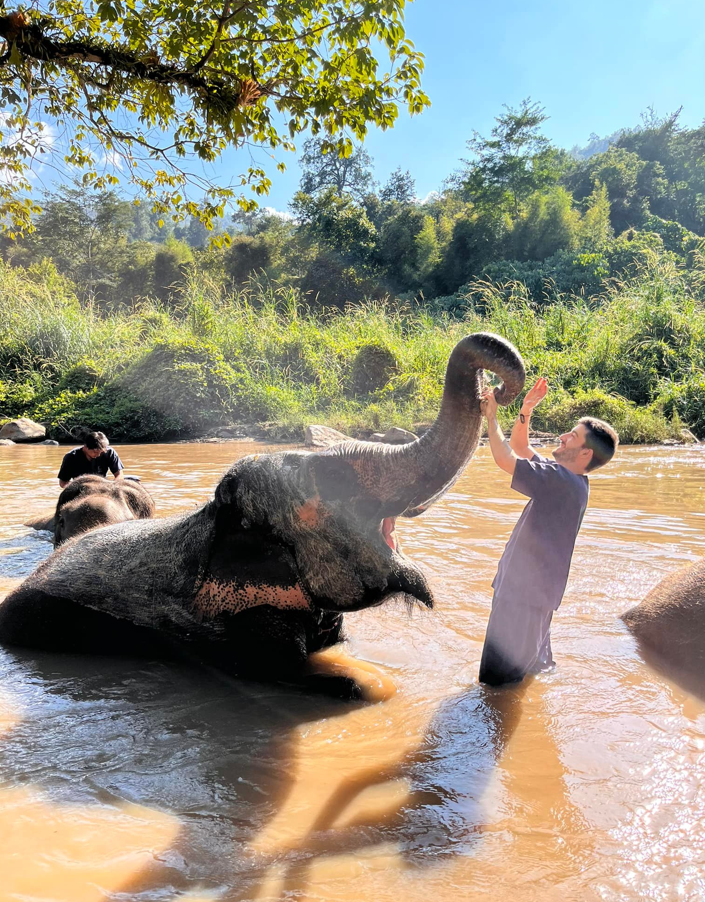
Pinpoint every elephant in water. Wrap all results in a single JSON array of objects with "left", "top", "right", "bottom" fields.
[
  {"left": 622, "top": 561, "right": 705, "bottom": 696},
  {"left": 25, "top": 475, "right": 155, "bottom": 546},
  {"left": 0, "top": 333, "right": 525, "bottom": 698},
  {"left": 53, "top": 475, "right": 155, "bottom": 546}
]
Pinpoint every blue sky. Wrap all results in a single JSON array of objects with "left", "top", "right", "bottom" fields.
[{"left": 231, "top": 0, "right": 705, "bottom": 213}]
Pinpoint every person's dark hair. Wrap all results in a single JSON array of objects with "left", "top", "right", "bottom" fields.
[
  {"left": 579, "top": 417, "right": 619, "bottom": 472},
  {"left": 84, "top": 431, "right": 109, "bottom": 452}
]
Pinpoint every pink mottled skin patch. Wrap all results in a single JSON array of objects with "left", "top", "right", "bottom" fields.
[
  {"left": 193, "top": 579, "right": 313, "bottom": 619},
  {"left": 296, "top": 497, "right": 323, "bottom": 528}
]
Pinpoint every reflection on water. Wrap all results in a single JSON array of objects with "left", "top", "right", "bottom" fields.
[{"left": 0, "top": 441, "right": 705, "bottom": 900}]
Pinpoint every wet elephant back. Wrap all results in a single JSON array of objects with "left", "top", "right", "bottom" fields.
[
  {"left": 623, "top": 559, "right": 705, "bottom": 667},
  {"left": 9, "top": 508, "right": 213, "bottom": 635}
]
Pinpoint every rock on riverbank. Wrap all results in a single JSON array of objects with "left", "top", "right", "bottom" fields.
[{"left": 0, "top": 418, "right": 46, "bottom": 442}]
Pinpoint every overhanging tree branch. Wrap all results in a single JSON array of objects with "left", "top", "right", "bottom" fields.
[
  {"left": 0, "top": 13, "right": 263, "bottom": 113},
  {"left": 0, "top": 1, "right": 429, "bottom": 236}
]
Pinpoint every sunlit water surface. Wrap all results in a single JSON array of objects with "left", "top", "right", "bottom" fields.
[{"left": 1, "top": 441, "right": 704, "bottom": 902}]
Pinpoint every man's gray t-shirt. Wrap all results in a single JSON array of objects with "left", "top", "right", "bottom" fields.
[{"left": 492, "top": 454, "right": 589, "bottom": 610}]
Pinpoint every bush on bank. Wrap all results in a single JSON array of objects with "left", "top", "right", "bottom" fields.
[{"left": 0, "top": 257, "right": 703, "bottom": 444}]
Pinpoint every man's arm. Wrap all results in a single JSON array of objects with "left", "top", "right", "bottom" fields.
[
  {"left": 57, "top": 453, "right": 72, "bottom": 489},
  {"left": 108, "top": 449, "right": 124, "bottom": 479},
  {"left": 510, "top": 409, "right": 539, "bottom": 461},
  {"left": 481, "top": 390, "right": 519, "bottom": 476},
  {"left": 509, "top": 377, "right": 547, "bottom": 460}
]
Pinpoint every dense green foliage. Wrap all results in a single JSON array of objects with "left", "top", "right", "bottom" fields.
[
  {"left": 2, "top": 254, "right": 704, "bottom": 443},
  {"left": 3, "top": 103, "right": 704, "bottom": 314},
  {"left": 0, "top": 0, "right": 428, "bottom": 234},
  {"left": 2, "top": 102, "right": 704, "bottom": 445}
]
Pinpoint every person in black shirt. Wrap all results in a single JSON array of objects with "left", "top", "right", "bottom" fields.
[
  {"left": 58, "top": 431, "right": 124, "bottom": 488},
  {"left": 478, "top": 378, "right": 619, "bottom": 686}
]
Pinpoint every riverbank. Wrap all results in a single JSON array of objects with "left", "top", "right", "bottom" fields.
[
  {"left": 4, "top": 419, "right": 698, "bottom": 451},
  {"left": 2, "top": 257, "right": 704, "bottom": 445}
]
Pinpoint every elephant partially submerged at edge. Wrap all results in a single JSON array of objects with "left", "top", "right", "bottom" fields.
[
  {"left": 623, "top": 561, "right": 705, "bottom": 697},
  {"left": 0, "top": 333, "right": 525, "bottom": 698}
]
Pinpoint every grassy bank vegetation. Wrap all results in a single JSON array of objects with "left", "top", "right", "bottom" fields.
[
  {"left": 2, "top": 102, "right": 704, "bottom": 445},
  {"left": 1, "top": 252, "right": 704, "bottom": 444}
]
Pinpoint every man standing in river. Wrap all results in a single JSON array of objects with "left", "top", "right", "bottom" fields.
[{"left": 478, "top": 379, "right": 619, "bottom": 686}]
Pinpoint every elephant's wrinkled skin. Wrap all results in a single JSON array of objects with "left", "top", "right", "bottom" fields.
[
  {"left": 623, "top": 560, "right": 705, "bottom": 693},
  {"left": 0, "top": 333, "right": 525, "bottom": 697}
]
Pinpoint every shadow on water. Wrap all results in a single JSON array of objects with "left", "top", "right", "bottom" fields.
[
  {"left": 254, "top": 681, "right": 531, "bottom": 901},
  {"left": 0, "top": 645, "right": 372, "bottom": 898},
  {"left": 630, "top": 635, "right": 705, "bottom": 704},
  {"left": 0, "top": 639, "right": 536, "bottom": 900},
  {"left": 120, "top": 682, "right": 536, "bottom": 899}
]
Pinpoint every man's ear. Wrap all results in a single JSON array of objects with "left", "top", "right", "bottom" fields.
[{"left": 581, "top": 446, "right": 593, "bottom": 467}]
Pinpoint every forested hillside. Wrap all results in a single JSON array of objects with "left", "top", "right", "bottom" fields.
[
  {"left": 3, "top": 102, "right": 704, "bottom": 311},
  {"left": 2, "top": 101, "right": 705, "bottom": 443}
]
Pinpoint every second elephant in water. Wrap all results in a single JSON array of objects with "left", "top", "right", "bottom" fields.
[
  {"left": 0, "top": 333, "right": 524, "bottom": 697},
  {"left": 622, "top": 560, "right": 705, "bottom": 696},
  {"left": 54, "top": 475, "right": 155, "bottom": 546}
]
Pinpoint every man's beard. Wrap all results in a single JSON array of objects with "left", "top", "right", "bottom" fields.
[{"left": 553, "top": 445, "right": 579, "bottom": 464}]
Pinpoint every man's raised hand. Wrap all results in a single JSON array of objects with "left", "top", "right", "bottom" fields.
[
  {"left": 480, "top": 388, "right": 499, "bottom": 419},
  {"left": 522, "top": 377, "right": 548, "bottom": 413}
]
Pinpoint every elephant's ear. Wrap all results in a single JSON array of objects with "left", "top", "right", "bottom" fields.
[
  {"left": 214, "top": 460, "right": 258, "bottom": 510},
  {"left": 213, "top": 457, "right": 283, "bottom": 528},
  {"left": 214, "top": 468, "right": 239, "bottom": 508},
  {"left": 53, "top": 513, "right": 65, "bottom": 546},
  {"left": 193, "top": 506, "right": 313, "bottom": 621}
]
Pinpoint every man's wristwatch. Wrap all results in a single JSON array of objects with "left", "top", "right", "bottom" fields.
[{"left": 519, "top": 409, "right": 530, "bottom": 423}]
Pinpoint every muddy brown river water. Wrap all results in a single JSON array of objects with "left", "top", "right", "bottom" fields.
[{"left": 0, "top": 441, "right": 704, "bottom": 902}]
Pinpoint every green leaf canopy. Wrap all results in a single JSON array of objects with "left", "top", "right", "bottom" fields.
[{"left": 0, "top": 0, "right": 429, "bottom": 235}]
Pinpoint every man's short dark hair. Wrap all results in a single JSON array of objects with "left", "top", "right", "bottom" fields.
[
  {"left": 84, "top": 431, "right": 109, "bottom": 452},
  {"left": 579, "top": 417, "right": 619, "bottom": 472}
]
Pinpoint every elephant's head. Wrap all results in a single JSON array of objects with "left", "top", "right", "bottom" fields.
[
  {"left": 54, "top": 475, "right": 155, "bottom": 546},
  {"left": 55, "top": 495, "right": 137, "bottom": 546},
  {"left": 212, "top": 332, "right": 525, "bottom": 615}
]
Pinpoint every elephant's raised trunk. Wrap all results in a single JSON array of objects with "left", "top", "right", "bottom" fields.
[
  {"left": 317, "top": 333, "right": 525, "bottom": 519},
  {"left": 399, "top": 332, "right": 525, "bottom": 515}
]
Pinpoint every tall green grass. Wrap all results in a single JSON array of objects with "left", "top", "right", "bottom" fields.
[{"left": 1, "top": 256, "right": 703, "bottom": 443}]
